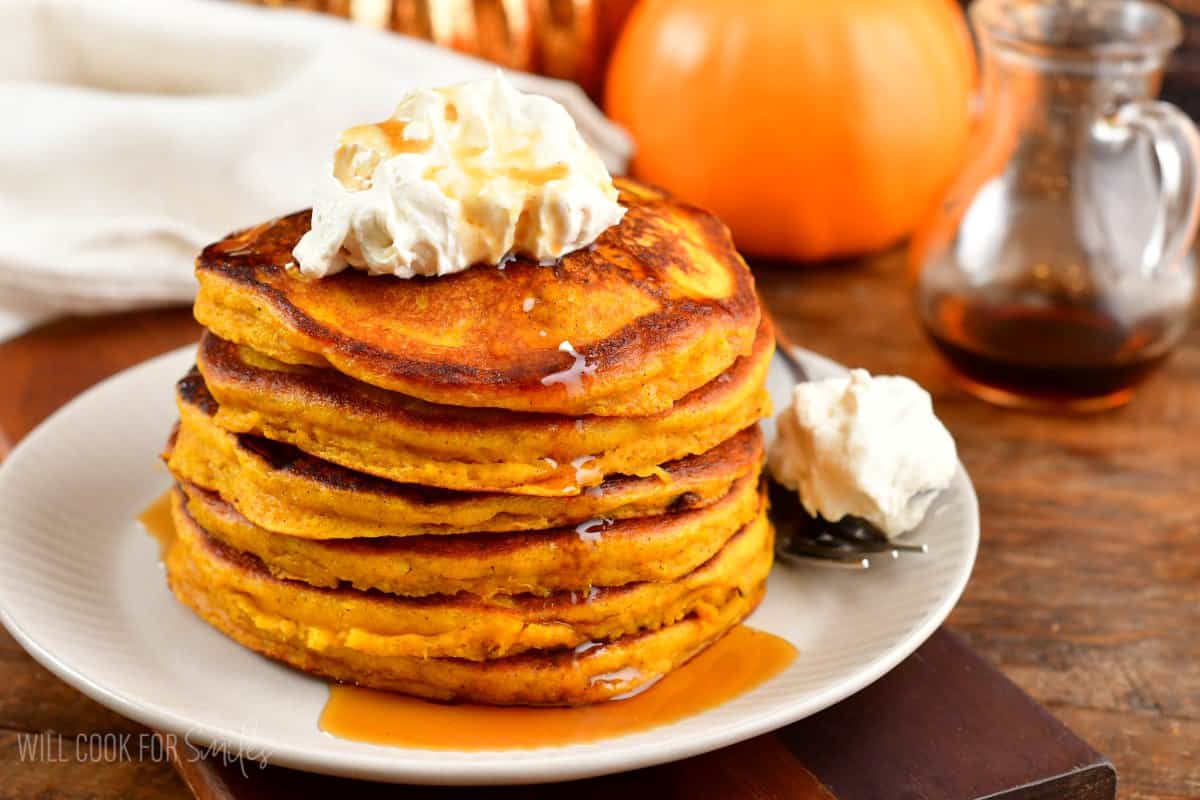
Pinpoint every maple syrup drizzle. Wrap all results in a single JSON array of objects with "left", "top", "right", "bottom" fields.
[
  {"left": 530, "top": 454, "right": 606, "bottom": 496},
  {"left": 574, "top": 517, "right": 611, "bottom": 543},
  {"left": 138, "top": 490, "right": 176, "bottom": 555},
  {"left": 540, "top": 340, "right": 596, "bottom": 396},
  {"left": 320, "top": 625, "right": 797, "bottom": 750}
]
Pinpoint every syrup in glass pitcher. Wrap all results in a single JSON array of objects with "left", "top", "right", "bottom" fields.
[{"left": 912, "top": 0, "right": 1200, "bottom": 411}]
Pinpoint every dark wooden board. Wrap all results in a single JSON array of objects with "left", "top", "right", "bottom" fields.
[{"left": 0, "top": 303, "right": 1119, "bottom": 800}]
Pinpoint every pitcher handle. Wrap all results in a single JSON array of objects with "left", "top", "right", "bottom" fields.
[{"left": 1107, "top": 100, "right": 1200, "bottom": 278}]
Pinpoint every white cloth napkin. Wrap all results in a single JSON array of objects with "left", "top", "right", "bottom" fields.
[{"left": 0, "top": 0, "right": 632, "bottom": 340}]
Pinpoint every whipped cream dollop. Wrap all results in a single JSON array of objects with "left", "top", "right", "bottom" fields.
[
  {"left": 767, "top": 370, "right": 957, "bottom": 537},
  {"left": 292, "top": 73, "right": 626, "bottom": 279}
]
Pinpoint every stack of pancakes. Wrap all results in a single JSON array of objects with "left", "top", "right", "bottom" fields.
[{"left": 161, "top": 179, "right": 775, "bottom": 705}]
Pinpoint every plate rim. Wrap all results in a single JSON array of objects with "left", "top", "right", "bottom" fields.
[{"left": 0, "top": 344, "right": 979, "bottom": 785}]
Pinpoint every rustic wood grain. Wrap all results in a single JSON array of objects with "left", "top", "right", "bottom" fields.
[
  {"left": 0, "top": 732, "right": 185, "bottom": 800},
  {"left": 0, "top": 308, "right": 202, "bottom": 461}
]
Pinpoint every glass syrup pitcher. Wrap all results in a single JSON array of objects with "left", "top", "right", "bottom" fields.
[{"left": 912, "top": 0, "right": 1200, "bottom": 411}]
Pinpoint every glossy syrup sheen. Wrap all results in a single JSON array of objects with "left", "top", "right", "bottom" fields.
[
  {"left": 138, "top": 490, "right": 176, "bottom": 554},
  {"left": 921, "top": 291, "right": 1178, "bottom": 410},
  {"left": 320, "top": 625, "right": 797, "bottom": 750}
]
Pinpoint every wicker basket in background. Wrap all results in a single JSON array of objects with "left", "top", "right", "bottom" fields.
[{"left": 241, "top": 0, "right": 638, "bottom": 98}]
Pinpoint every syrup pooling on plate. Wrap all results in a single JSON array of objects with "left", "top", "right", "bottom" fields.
[
  {"left": 319, "top": 625, "right": 796, "bottom": 750},
  {"left": 138, "top": 490, "right": 176, "bottom": 555}
]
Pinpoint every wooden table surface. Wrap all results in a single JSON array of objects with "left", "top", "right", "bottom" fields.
[{"left": 0, "top": 248, "right": 1196, "bottom": 799}]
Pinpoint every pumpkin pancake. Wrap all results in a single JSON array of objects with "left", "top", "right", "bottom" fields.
[
  {"left": 195, "top": 317, "right": 773, "bottom": 495},
  {"left": 166, "top": 487, "right": 773, "bottom": 662},
  {"left": 193, "top": 179, "right": 760, "bottom": 417},
  {"left": 171, "top": 555, "right": 765, "bottom": 706},
  {"left": 177, "top": 473, "right": 763, "bottom": 597},
  {"left": 166, "top": 368, "right": 764, "bottom": 539}
]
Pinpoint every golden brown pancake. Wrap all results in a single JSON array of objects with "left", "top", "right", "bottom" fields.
[
  {"left": 178, "top": 473, "right": 763, "bottom": 597},
  {"left": 193, "top": 179, "right": 761, "bottom": 417},
  {"left": 196, "top": 318, "right": 773, "bottom": 495},
  {"left": 172, "top": 555, "right": 765, "bottom": 706},
  {"left": 166, "top": 487, "right": 773, "bottom": 662},
  {"left": 166, "top": 368, "right": 764, "bottom": 539}
]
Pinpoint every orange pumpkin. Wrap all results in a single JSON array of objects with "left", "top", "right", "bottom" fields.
[{"left": 605, "top": 0, "right": 976, "bottom": 262}]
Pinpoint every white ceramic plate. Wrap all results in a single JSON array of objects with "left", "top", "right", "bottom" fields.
[{"left": 0, "top": 345, "right": 977, "bottom": 786}]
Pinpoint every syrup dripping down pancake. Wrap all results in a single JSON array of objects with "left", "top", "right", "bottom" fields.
[
  {"left": 196, "top": 318, "right": 773, "bottom": 495},
  {"left": 172, "top": 564, "right": 766, "bottom": 707},
  {"left": 165, "top": 487, "right": 773, "bottom": 665},
  {"left": 176, "top": 474, "right": 762, "bottom": 598},
  {"left": 166, "top": 368, "right": 764, "bottom": 539}
]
